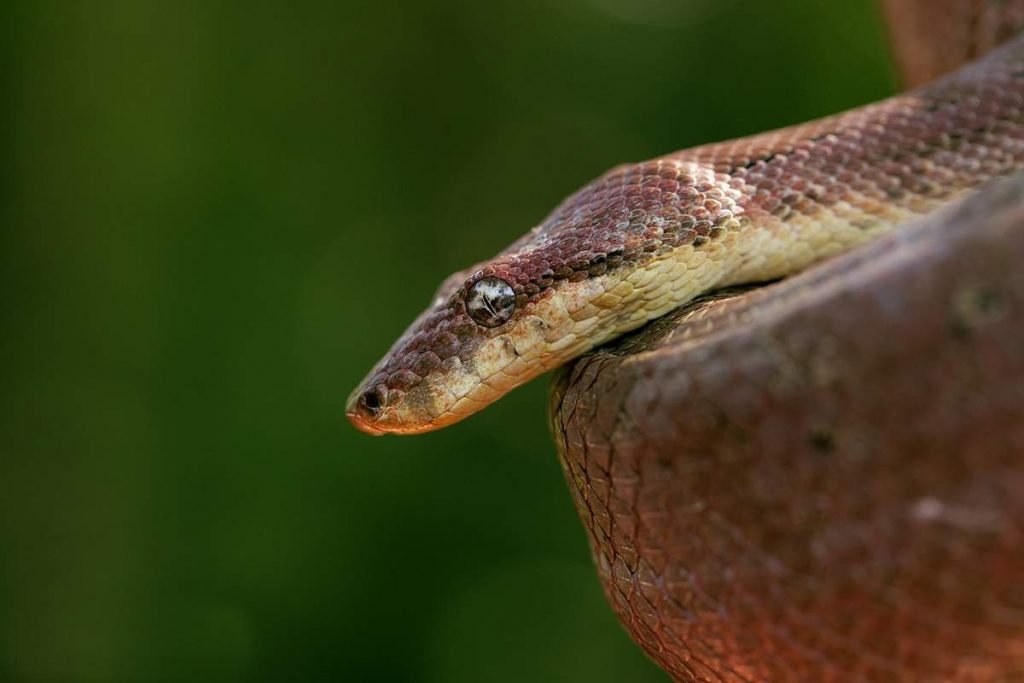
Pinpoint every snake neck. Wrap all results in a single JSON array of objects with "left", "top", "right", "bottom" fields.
[{"left": 682, "top": 33, "right": 1024, "bottom": 287}]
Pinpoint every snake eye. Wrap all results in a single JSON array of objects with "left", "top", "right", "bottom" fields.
[{"left": 466, "top": 277, "right": 516, "bottom": 328}]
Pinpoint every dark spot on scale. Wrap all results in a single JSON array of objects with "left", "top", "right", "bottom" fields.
[
  {"left": 739, "top": 153, "right": 780, "bottom": 171},
  {"left": 501, "top": 337, "right": 519, "bottom": 357},
  {"left": 950, "top": 285, "right": 1010, "bottom": 338},
  {"left": 809, "top": 429, "right": 835, "bottom": 454}
]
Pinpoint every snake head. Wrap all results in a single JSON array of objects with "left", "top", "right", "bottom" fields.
[
  {"left": 346, "top": 254, "right": 595, "bottom": 435},
  {"left": 347, "top": 159, "right": 742, "bottom": 434}
]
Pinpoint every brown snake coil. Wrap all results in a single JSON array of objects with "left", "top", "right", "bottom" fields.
[
  {"left": 550, "top": 4, "right": 1024, "bottom": 682},
  {"left": 553, "top": 175, "right": 1024, "bottom": 682}
]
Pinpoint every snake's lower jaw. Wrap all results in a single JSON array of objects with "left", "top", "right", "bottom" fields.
[
  {"left": 346, "top": 367, "right": 485, "bottom": 436},
  {"left": 345, "top": 392, "right": 435, "bottom": 436},
  {"left": 346, "top": 404, "right": 470, "bottom": 436},
  {"left": 346, "top": 401, "right": 437, "bottom": 436},
  {"left": 345, "top": 410, "right": 385, "bottom": 436}
]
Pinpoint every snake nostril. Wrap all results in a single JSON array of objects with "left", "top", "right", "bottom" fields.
[{"left": 359, "top": 386, "right": 386, "bottom": 417}]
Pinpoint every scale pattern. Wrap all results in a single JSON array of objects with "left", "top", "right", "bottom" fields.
[{"left": 551, "top": 169, "right": 1024, "bottom": 683}]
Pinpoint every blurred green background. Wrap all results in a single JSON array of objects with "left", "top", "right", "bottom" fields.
[{"left": 1, "top": 1, "right": 894, "bottom": 681}]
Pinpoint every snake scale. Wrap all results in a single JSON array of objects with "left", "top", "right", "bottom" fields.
[
  {"left": 552, "top": 175, "right": 1024, "bottom": 681},
  {"left": 350, "top": 1, "right": 1024, "bottom": 680}
]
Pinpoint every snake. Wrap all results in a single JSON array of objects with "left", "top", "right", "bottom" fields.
[
  {"left": 551, "top": 172, "right": 1024, "bottom": 681},
  {"left": 348, "top": 2, "right": 1024, "bottom": 680},
  {"left": 347, "top": 29, "right": 1024, "bottom": 436}
]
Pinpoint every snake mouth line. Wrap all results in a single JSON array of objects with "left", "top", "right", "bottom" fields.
[
  {"left": 346, "top": 413, "right": 430, "bottom": 436},
  {"left": 346, "top": 403, "right": 440, "bottom": 436},
  {"left": 346, "top": 412, "right": 386, "bottom": 436},
  {"left": 347, "top": 405, "right": 478, "bottom": 436}
]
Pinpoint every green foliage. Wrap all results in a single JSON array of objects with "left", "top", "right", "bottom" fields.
[{"left": 0, "top": 0, "right": 891, "bottom": 680}]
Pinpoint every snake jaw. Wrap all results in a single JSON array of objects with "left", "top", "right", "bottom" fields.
[
  {"left": 345, "top": 379, "right": 448, "bottom": 435},
  {"left": 347, "top": 307, "right": 554, "bottom": 435}
]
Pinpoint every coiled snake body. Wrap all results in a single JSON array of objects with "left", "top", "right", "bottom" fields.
[{"left": 350, "top": 3, "right": 1024, "bottom": 680}]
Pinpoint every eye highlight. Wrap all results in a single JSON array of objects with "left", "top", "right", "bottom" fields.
[{"left": 465, "top": 277, "right": 516, "bottom": 327}]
